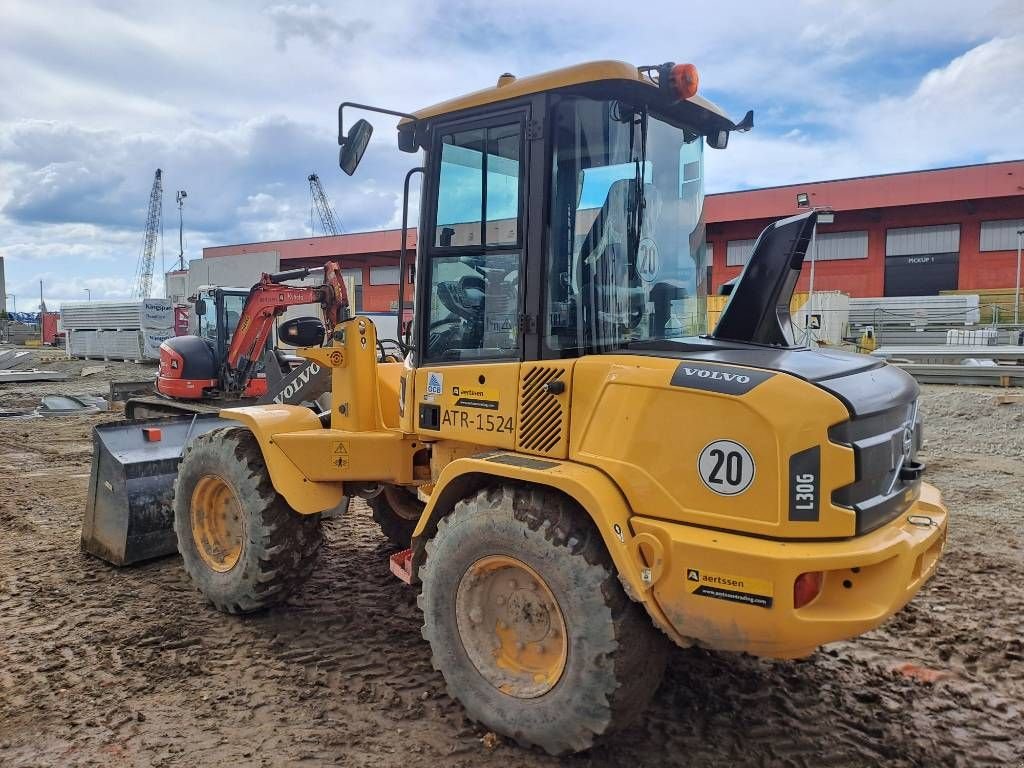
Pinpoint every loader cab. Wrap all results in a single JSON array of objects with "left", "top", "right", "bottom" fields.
[{"left": 369, "top": 62, "right": 743, "bottom": 369}]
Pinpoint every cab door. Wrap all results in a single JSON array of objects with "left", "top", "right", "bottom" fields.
[{"left": 411, "top": 107, "right": 530, "bottom": 449}]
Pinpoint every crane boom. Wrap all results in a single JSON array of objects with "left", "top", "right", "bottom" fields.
[
  {"left": 135, "top": 169, "right": 163, "bottom": 298},
  {"left": 308, "top": 173, "right": 341, "bottom": 236}
]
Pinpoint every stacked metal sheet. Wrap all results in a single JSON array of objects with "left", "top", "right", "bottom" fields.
[
  {"left": 61, "top": 299, "right": 173, "bottom": 330},
  {"left": 62, "top": 299, "right": 174, "bottom": 361},
  {"left": 849, "top": 294, "right": 981, "bottom": 328}
]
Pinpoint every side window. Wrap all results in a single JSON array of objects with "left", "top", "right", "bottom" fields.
[
  {"left": 199, "top": 292, "right": 218, "bottom": 341},
  {"left": 426, "top": 121, "right": 523, "bottom": 363},
  {"left": 222, "top": 294, "right": 246, "bottom": 342}
]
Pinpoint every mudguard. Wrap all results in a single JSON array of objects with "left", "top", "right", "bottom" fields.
[
  {"left": 410, "top": 453, "right": 680, "bottom": 641},
  {"left": 220, "top": 405, "right": 344, "bottom": 513}
]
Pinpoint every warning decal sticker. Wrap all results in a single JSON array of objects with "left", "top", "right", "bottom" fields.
[
  {"left": 332, "top": 441, "right": 350, "bottom": 469},
  {"left": 686, "top": 568, "right": 774, "bottom": 609}
]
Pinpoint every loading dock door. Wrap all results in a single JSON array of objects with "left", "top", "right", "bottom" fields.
[
  {"left": 884, "top": 224, "right": 960, "bottom": 297},
  {"left": 884, "top": 253, "right": 959, "bottom": 296}
]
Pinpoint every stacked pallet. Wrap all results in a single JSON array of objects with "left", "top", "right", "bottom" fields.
[{"left": 62, "top": 299, "right": 174, "bottom": 361}]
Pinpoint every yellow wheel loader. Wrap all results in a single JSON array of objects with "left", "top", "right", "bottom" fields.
[{"left": 170, "top": 60, "right": 948, "bottom": 754}]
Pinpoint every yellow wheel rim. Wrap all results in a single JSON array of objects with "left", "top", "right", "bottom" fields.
[
  {"left": 190, "top": 475, "right": 244, "bottom": 572},
  {"left": 456, "top": 555, "right": 568, "bottom": 698}
]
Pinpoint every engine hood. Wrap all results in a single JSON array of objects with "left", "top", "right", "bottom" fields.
[{"left": 621, "top": 338, "right": 919, "bottom": 420}]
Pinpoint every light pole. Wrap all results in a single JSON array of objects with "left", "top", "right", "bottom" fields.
[
  {"left": 84, "top": 288, "right": 91, "bottom": 301},
  {"left": 176, "top": 190, "right": 188, "bottom": 271},
  {"left": 5, "top": 294, "right": 14, "bottom": 313},
  {"left": 1016, "top": 229, "right": 1022, "bottom": 326}
]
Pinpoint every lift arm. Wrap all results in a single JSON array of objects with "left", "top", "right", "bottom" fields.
[{"left": 222, "top": 261, "right": 348, "bottom": 395}]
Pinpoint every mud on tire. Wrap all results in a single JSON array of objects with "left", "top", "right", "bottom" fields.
[
  {"left": 172, "top": 426, "right": 322, "bottom": 613},
  {"left": 418, "top": 483, "right": 668, "bottom": 755}
]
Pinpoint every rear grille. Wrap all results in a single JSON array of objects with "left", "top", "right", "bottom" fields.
[
  {"left": 517, "top": 365, "right": 567, "bottom": 457},
  {"left": 830, "top": 399, "right": 923, "bottom": 535}
]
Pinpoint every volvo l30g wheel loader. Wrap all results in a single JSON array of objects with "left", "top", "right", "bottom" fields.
[{"left": 168, "top": 60, "right": 948, "bottom": 755}]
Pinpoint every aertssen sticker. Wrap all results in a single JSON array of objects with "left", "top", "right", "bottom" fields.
[{"left": 686, "top": 568, "right": 774, "bottom": 609}]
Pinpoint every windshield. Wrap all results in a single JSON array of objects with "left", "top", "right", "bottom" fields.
[{"left": 546, "top": 97, "right": 707, "bottom": 354}]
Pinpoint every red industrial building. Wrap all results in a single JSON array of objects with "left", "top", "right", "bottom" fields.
[
  {"left": 706, "top": 159, "right": 1024, "bottom": 297},
  {"left": 200, "top": 229, "right": 416, "bottom": 314},
  {"left": 199, "top": 160, "right": 1024, "bottom": 305}
]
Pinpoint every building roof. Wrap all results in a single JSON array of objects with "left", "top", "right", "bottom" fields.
[
  {"left": 705, "top": 159, "right": 1024, "bottom": 223},
  {"left": 203, "top": 228, "right": 415, "bottom": 260}
]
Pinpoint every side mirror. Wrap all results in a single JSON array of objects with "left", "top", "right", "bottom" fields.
[
  {"left": 278, "top": 316, "right": 326, "bottom": 348},
  {"left": 707, "top": 129, "right": 729, "bottom": 150},
  {"left": 339, "top": 119, "right": 373, "bottom": 176},
  {"left": 194, "top": 298, "right": 207, "bottom": 316}
]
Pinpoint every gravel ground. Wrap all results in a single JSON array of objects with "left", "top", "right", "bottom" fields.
[{"left": 1, "top": 352, "right": 1022, "bottom": 767}]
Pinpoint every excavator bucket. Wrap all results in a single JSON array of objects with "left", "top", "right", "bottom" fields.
[{"left": 81, "top": 414, "right": 230, "bottom": 566}]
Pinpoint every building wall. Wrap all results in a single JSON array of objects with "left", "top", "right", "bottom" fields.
[
  {"left": 708, "top": 196, "right": 1024, "bottom": 297},
  {"left": 202, "top": 232, "right": 415, "bottom": 314}
]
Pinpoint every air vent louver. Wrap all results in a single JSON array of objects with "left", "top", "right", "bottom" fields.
[{"left": 517, "top": 365, "right": 568, "bottom": 457}]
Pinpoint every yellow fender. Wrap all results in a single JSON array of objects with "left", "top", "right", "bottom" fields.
[
  {"left": 220, "top": 405, "right": 344, "bottom": 514},
  {"left": 410, "top": 453, "right": 680, "bottom": 641}
]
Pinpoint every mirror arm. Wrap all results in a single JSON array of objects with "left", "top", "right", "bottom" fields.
[
  {"left": 398, "top": 166, "right": 426, "bottom": 353},
  {"left": 337, "top": 102, "right": 418, "bottom": 145}
]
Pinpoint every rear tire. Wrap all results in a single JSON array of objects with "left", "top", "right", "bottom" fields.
[
  {"left": 172, "top": 427, "right": 322, "bottom": 613},
  {"left": 368, "top": 485, "right": 424, "bottom": 549},
  {"left": 418, "top": 483, "right": 668, "bottom": 755}
]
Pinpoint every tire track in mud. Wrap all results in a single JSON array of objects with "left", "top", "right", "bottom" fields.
[{"left": 1, "top": 384, "right": 1023, "bottom": 766}]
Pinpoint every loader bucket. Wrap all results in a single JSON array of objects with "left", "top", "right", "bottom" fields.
[{"left": 82, "top": 414, "right": 230, "bottom": 566}]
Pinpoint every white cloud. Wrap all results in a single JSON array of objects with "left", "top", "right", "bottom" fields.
[
  {"left": 0, "top": 0, "right": 1021, "bottom": 306},
  {"left": 265, "top": 3, "right": 370, "bottom": 51}
]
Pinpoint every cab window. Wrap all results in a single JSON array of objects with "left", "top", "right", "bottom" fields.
[{"left": 426, "top": 120, "right": 523, "bottom": 362}]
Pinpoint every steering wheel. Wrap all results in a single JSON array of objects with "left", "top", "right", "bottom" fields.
[{"left": 437, "top": 276, "right": 485, "bottom": 322}]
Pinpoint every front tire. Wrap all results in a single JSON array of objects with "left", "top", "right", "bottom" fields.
[
  {"left": 418, "top": 483, "right": 668, "bottom": 755},
  {"left": 172, "top": 427, "right": 322, "bottom": 613}
]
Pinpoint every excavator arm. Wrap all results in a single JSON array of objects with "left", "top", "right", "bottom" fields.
[{"left": 222, "top": 262, "right": 348, "bottom": 395}]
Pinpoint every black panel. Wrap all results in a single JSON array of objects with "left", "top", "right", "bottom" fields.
[
  {"left": 162, "top": 335, "right": 217, "bottom": 380},
  {"left": 816, "top": 363, "right": 919, "bottom": 419},
  {"left": 670, "top": 362, "right": 774, "bottom": 395},
  {"left": 884, "top": 252, "right": 959, "bottom": 297},
  {"left": 830, "top": 399, "right": 922, "bottom": 535},
  {"left": 624, "top": 339, "right": 882, "bottom": 383},
  {"left": 712, "top": 211, "right": 817, "bottom": 347},
  {"left": 418, "top": 403, "right": 441, "bottom": 431},
  {"left": 485, "top": 454, "right": 559, "bottom": 470},
  {"left": 789, "top": 446, "right": 820, "bottom": 522}
]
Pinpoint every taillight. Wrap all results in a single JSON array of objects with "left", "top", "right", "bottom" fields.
[{"left": 793, "top": 571, "right": 824, "bottom": 609}]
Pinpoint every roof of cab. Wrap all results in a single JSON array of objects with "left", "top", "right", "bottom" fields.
[{"left": 402, "top": 59, "right": 733, "bottom": 125}]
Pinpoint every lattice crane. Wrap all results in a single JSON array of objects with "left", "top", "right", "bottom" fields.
[
  {"left": 308, "top": 173, "right": 342, "bottom": 236},
  {"left": 134, "top": 168, "right": 163, "bottom": 298}
]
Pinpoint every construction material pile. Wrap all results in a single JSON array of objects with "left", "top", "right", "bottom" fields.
[{"left": 62, "top": 299, "right": 175, "bottom": 361}]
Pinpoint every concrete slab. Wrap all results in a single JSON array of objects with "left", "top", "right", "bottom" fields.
[{"left": 0, "top": 369, "right": 69, "bottom": 383}]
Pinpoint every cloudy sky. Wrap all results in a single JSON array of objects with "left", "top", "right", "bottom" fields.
[{"left": 1, "top": 0, "right": 1022, "bottom": 308}]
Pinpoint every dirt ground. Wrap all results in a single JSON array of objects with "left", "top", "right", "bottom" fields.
[{"left": 1, "top": 353, "right": 1022, "bottom": 767}]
